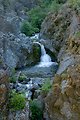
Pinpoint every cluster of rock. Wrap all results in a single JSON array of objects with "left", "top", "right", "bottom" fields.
[{"left": 40, "top": 3, "right": 80, "bottom": 120}]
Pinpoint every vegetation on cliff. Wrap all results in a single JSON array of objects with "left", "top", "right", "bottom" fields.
[
  {"left": 21, "top": 0, "right": 65, "bottom": 36},
  {"left": 9, "top": 91, "right": 26, "bottom": 111}
]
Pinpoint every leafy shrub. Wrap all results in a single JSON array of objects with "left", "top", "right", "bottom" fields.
[
  {"left": 21, "top": 6, "right": 47, "bottom": 36},
  {"left": 30, "top": 99, "right": 43, "bottom": 120},
  {"left": 9, "top": 68, "right": 17, "bottom": 83},
  {"left": 28, "top": 6, "right": 47, "bottom": 30},
  {"left": 9, "top": 76, "right": 16, "bottom": 83},
  {"left": 41, "top": 78, "right": 51, "bottom": 96},
  {"left": 21, "top": 21, "right": 36, "bottom": 36},
  {"left": 21, "top": 0, "right": 64, "bottom": 36},
  {"left": 68, "top": 0, "right": 80, "bottom": 10},
  {"left": 9, "top": 91, "right": 26, "bottom": 111},
  {"left": 18, "top": 74, "right": 26, "bottom": 82},
  {"left": 56, "top": 0, "right": 67, "bottom": 4},
  {"left": 75, "top": 31, "right": 80, "bottom": 38},
  {"left": 48, "top": 0, "right": 62, "bottom": 12}
]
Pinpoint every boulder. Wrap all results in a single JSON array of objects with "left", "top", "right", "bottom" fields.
[{"left": 0, "top": 32, "right": 41, "bottom": 69}]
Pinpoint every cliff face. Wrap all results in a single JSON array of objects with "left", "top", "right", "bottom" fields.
[
  {"left": 0, "top": 0, "right": 41, "bottom": 69},
  {"left": 40, "top": 3, "right": 80, "bottom": 120}
]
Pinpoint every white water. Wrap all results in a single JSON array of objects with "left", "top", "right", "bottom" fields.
[
  {"left": 30, "top": 33, "right": 39, "bottom": 40},
  {"left": 33, "top": 42, "right": 58, "bottom": 67}
]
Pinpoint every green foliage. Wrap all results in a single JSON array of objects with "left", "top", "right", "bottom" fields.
[
  {"left": 68, "top": 0, "right": 80, "bottom": 10},
  {"left": 9, "top": 91, "right": 26, "bottom": 111},
  {"left": 30, "top": 99, "right": 43, "bottom": 120},
  {"left": 28, "top": 6, "right": 47, "bottom": 30},
  {"left": 9, "top": 68, "right": 16, "bottom": 83},
  {"left": 48, "top": 0, "right": 62, "bottom": 12},
  {"left": 12, "top": 68, "right": 16, "bottom": 74},
  {"left": 75, "top": 31, "right": 80, "bottom": 38},
  {"left": 18, "top": 74, "right": 26, "bottom": 82},
  {"left": 32, "top": 44, "right": 41, "bottom": 64},
  {"left": 56, "top": 0, "right": 67, "bottom": 4},
  {"left": 21, "top": 21, "right": 36, "bottom": 36},
  {"left": 9, "top": 76, "right": 16, "bottom": 83},
  {"left": 21, "top": 0, "right": 64, "bottom": 36},
  {"left": 41, "top": 78, "right": 51, "bottom": 93},
  {"left": 21, "top": 6, "right": 47, "bottom": 36}
]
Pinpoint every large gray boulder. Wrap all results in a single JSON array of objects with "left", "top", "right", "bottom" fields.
[{"left": 0, "top": 32, "right": 41, "bottom": 69}]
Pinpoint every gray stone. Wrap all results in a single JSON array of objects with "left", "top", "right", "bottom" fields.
[{"left": 57, "top": 55, "right": 75, "bottom": 74}]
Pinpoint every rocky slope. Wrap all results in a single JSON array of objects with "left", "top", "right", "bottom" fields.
[
  {"left": 0, "top": 0, "right": 41, "bottom": 119},
  {"left": 40, "top": 2, "right": 80, "bottom": 120},
  {"left": 0, "top": 0, "right": 40, "bottom": 34},
  {"left": 0, "top": 0, "right": 41, "bottom": 69}
]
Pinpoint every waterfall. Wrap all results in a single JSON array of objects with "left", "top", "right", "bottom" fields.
[
  {"left": 33, "top": 42, "right": 58, "bottom": 67},
  {"left": 30, "top": 33, "right": 39, "bottom": 40}
]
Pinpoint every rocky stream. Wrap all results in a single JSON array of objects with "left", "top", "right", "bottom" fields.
[
  {"left": 8, "top": 34, "right": 58, "bottom": 120},
  {"left": 0, "top": 0, "right": 80, "bottom": 120}
]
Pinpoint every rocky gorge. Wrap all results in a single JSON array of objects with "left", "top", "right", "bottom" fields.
[{"left": 0, "top": 0, "right": 80, "bottom": 120}]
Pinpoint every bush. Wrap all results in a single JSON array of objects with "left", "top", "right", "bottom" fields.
[
  {"left": 21, "top": 21, "right": 36, "bottom": 36},
  {"left": 9, "top": 91, "right": 26, "bottom": 111},
  {"left": 18, "top": 74, "right": 26, "bottom": 82},
  {"left": 41, "top": 78, "right": 51, "bottom": 96},
  {"left": 9, "top": 76, "right": 16, "bottom": 83},
  {"left": 28, "top": 6, "right": 47, "bottom": 30},
  {"left": 21, "top": 0, "right": 64, "bottom": 36},
  {"left": 9, "top": 68, "right": 17, "bottom": 83},
  {"left": 56, "top": 0, "right": 67, "bottom": 4},
  {"left": 21, "top": 6, "right": 47, "bottom": 36},
  {"left": 30, "top": 99, "right": 43, "bottom": 120},
  {"left": 68, "top": 0, "right": 80, "bottom": 10},
  {"left": 75, "top": 31, "right": 80, "bottom": 38},
  {"left": 48, "top": 0, "right": 62, "bottom": 12}
]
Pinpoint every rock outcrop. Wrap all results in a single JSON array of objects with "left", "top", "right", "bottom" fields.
[
  {"left": 40, "top": 3, "right": 80, "bottom": 55},
  {"left": 40, "top": 3, "right": 80, "bottom": 120},
  {"left": 0, "top": 32, "right": 41, "bottom": 69},
  {"left": 0, "top": 0, "right": 41, "bottom": 69}
]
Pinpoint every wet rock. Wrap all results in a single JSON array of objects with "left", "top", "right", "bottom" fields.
[{"left": 20, "top": 64, "right": 58, "bottom": 78}]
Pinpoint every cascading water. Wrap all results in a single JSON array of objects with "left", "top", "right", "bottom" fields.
[{"left": 33, "top": 42, "right": 58, "bottom": 67}]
